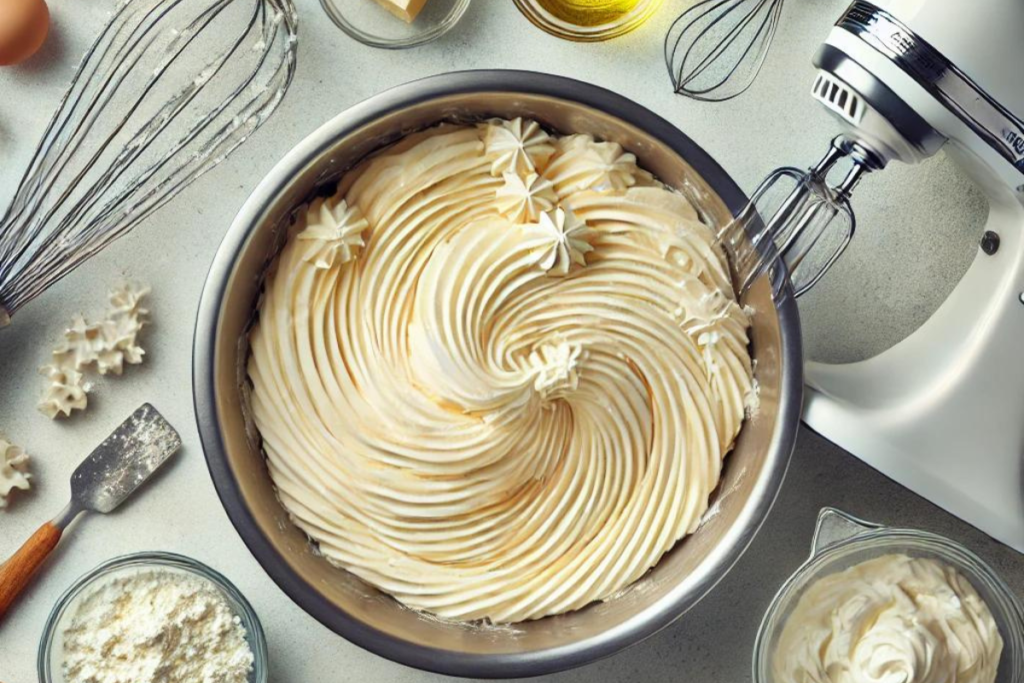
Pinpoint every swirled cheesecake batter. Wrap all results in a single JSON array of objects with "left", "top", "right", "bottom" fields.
[
  {"left": 774, "top": 554, "right": 1003, "bottom": 683},
  {"left": 248, "top": 118, "right": 754, "bottom": 622}
]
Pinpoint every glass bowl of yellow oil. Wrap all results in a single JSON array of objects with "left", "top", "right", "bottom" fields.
[{"left": 513, "top": 0, "right": 663, "bottom": 41}]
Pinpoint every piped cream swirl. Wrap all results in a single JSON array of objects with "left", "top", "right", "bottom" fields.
[
  {"left": 248, "top": 119, "right": 753, "bottom": 623},
  {"left": 774, "top": 554, "right": 1003, "bottom": 683}
]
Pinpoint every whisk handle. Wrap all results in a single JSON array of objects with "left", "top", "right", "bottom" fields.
[{"left": 0, "top": 522, "right": 62, "bottom": 621}]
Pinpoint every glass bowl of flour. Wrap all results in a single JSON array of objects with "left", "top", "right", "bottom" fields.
[
  {"left": 753, "top": 508, "right": 1024, "bottom": 683},
  {"left": 38, "top": 551, "right": 268, "bottom": 683}
]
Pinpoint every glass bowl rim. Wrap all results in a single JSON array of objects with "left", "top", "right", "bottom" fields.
[
  {"left": 37, "top": 550, "right": 268, "bottom": 683},
  {"left": 319, "top": 0, "right": 471, "bottom": 50},
  {"left": 751, "top": 517, "right": 1024, "bottom": 682},
  {"left": 511, "top": 0, "right": 662, "bottom": 42}
]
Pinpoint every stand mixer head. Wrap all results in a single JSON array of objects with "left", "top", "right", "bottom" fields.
[{"left": 769, "top": 0, "right": 1024, "bottom": 551}]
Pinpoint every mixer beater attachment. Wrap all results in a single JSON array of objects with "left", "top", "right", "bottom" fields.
[
  {"left": 723, "top": 136, "right": 879, "bottom": 298},
  {"left": 0, "top": 0, "right": 298, "bottom": 327}
]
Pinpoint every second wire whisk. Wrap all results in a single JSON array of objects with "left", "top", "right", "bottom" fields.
[{"left": 666, "top": 0, "right": 785, "bottom": 102}]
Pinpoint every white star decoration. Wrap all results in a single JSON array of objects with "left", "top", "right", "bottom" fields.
[
  {"left": 483, "top": 118, "right": 555, "bottom": 177},
  {"left": 0, "top": 436, "right": 31, "bottom": 509},
  {"left": 297, "top": 197, "right": 368, "bottom": 269},
  {"left": 532, "top": 208, "right": 597, "bottom": 277},
  {"left": 52, "top": 315, "right": 106, "bottom": 371},
  {"left": 38, "top": 365, "right": 91, "bottom": 419},
  {"left": 546, "top": 136, "right": 638, "bottom": 195},
  {"left": 40, "top": 282, "right": 149, "bottom": 419},
  {"left": 590, "top": 142, "right": 638, "bottom": 191},
  {"left": 495, "top": 172, "right": 557, "bottom": 223},
  {"left": 524, "top": 341, "right": 585, "bottom": 399},
  {"left": 94, "top": 281, "right": 149, "bottom": 375}
]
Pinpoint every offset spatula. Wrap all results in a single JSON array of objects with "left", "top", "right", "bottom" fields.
[{"left": 0, "top": 403, "right": 181, "bottom": 620}]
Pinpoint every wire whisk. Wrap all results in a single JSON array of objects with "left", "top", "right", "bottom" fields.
[
  {"left": 0, "top": 0, "right": 298, "bottom": 327},
  {"left": 666, "top": 0, "right": 784, "bottom": 102}
]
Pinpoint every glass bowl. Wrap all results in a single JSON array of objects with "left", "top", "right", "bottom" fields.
[
  {"left": 512, "top": 0, "right": 663, "bottom": 42},
  {"left": 38, "top": 551, "right": 268, "bottom": 683},
  {"left": 754, "top": 508, "right": 1024, "bottom": 683},
  {"left": 320, "top": 0, "right": 470, "bottom": 49}
]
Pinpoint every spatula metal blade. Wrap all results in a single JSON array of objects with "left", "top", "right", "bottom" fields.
[{"left": 70, "top": 403, "right": 182, "bottom": 513}]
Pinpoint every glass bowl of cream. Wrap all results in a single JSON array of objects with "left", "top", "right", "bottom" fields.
[
  {"left": 754, "top": 508, "right": 1024, "bottom": 683},
  {"left": 38, "top": 551, "right": 268, "bottom": 683}
]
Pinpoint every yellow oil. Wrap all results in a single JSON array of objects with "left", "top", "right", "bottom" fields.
[{"left": 534, "top": 0, "right": 645, "bottom": 27}]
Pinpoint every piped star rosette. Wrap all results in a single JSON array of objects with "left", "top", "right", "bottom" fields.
[
  {"left": 248, "top": 119, "right": 754, "bottom": 623},
  {"left": 39, "top": 282, "right": 149, "bottom": 419},
  {"left": 0, "top": 436, "right": 31, "bottom": 509}
]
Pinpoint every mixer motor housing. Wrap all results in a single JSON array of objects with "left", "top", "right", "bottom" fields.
[{"left": 802, "top": 0, "right": 1024, "bottom": 552}]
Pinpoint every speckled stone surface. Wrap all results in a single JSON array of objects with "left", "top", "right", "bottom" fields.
[{"left": 0, "top": 0, "right": 1019, "bottom": 681}]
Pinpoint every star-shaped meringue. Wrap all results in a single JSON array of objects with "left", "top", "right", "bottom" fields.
[
  {"left": 523, "top": 341, "right": 585, "bottom": 399},
  {"left": 531, "top": 208, "right": 597, "bottom": 277},
  {"left": 546, "top": 136, "right": 638, "bottom": 196},
  {"left": 590, "top": 142, "right": 638, "bottom": 191},
  {"left": 40, "top": 282, "right": 149, "bottom": 416},
  {"left": 297, "top": 197, "right": 368, "bottom": 269},
  {"left": 108, "top": 281, "right": 150, "bottom": 316},
  {"left": 482, "top": 118, "right": 555, "bottom": 177},
  {"left": 95, "top": 282, "right": 149, "bottom": 375},
  {"left": 0, "top": 436, "right": 31, "bottom": 509},
  {"left": 95, "top": 310, "right": 146, "bottom": 375},
  {"left": 38, "top": 365, "right": 91, "bottom": 419},
  {"left": 52, "top": 315, "right": 106, "bottom": 371},
  {"left": 495, "top": 172, "right": 557, "bottom": 223}
]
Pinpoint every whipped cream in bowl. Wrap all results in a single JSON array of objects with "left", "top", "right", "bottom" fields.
[
  {"left": 247, "top": 118, "right": 756, "bottom": 624},
  {"left": 754, "top": 508, "right": 1024, "bottom": 683},
  {"left": 194, "top": 71, "right": 804, "bottom": 677}
]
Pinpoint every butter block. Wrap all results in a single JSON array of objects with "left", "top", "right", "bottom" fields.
[{"left": 370, "top": 0, "right": 427, "bottom": 23}]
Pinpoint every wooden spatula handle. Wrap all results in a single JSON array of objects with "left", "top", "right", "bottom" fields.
[{"left": 0, "top": 522, "right": 62, "bottom": 620}]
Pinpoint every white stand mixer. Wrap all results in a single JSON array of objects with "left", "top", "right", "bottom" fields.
[{"left": 793, "top": 0, "right": 1024, "bottom": 552}]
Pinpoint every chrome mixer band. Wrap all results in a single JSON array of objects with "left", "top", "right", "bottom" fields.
[{"left": 838, "top": 0, "right": 1024, "bottom": 174}]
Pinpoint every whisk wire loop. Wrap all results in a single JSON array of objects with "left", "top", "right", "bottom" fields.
[
  {"left": 677, "top": 0, "right": 764, "bottom": 94},
  {"left": 0, "top": 0, "right": 297, "bottom": 323},
  {"left": 666, "top": 0, "right": 785, "bottom": 102}
]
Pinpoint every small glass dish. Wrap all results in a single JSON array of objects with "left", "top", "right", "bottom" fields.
[
  {"left": 512, "top": 0, "right": 663, "bottom": 42},
  {"left": 38, "top": 551, "right": 268, "bottom": 683},
  {"left": 320, "top": 0, "right": 470, "bottom": 49},
  {"left": 753, "top": 508, "right": 1024, "bottom": 682}
]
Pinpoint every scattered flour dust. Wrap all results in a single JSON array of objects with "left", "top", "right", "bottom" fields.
[{"left": 62, "top": 569, "right": 254, "bottom": 683}]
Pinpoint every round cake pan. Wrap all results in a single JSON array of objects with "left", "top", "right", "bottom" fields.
[{"left": 193, "top": 69, "right": 802, "bottom": 678}]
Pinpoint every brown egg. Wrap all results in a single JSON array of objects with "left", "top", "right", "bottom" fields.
[{"left": 0, "top": 0, "right": 50, "bottom": 66}]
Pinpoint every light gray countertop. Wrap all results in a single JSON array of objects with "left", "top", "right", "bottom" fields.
[{"left": 1, "top": 0, "right": 1020, "bottom": 681}]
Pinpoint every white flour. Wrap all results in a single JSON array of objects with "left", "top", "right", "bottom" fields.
[{"left": 62, "top": 568, "right": 254, "bottom": 683}]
